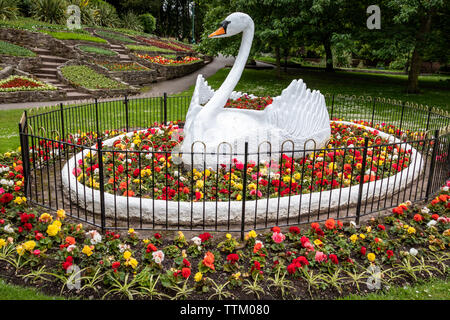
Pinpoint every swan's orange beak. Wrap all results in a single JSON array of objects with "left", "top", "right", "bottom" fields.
[{"left": 209, "top": 27, "right": 226, "bottom": 38}]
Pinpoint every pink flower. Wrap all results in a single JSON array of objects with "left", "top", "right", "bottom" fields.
[
  {"left": 315, "top": 251, "right": 328, "bottom": 263},
  {"left": 0, "top": 187, "right": 4, "bottom": 195},
  {"left": 250, "top": 189, "right": 263, "bottom": 197},
  {"left": 272, "top": 232, "right": 286, "bottom": 244},
  {"left": 33, "top": 249, "right": 41, "bottom": 256}
]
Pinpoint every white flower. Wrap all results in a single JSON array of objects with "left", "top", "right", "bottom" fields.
[
  {"left": 94, "top": 168, "right": 99, "bottom": 175},
  {"left": 4, "top": 224, "right": 14, "bottom": 233},
  {"left": 118, "top": 243, "right": 130, "bottom": 253},
  {"left": 442, "top": 186, "right": 449, "bottom": 192},
  {"left": 67, "top": 244, "right": 76, "bottom": 252},
  {"left": 409, "top": 248, "right": 418, "bottom": 256},
  {"left": 421, "top": 207, "right": 430, "bottom": 214},
  {"left": 152, "top": 250, "right": 165, "bottom": 264},
  {"left": 145, "top": 153, "right": 153, "bottom": 160},
  {"left": 173, "top": 171, "right": 179, "bottom": 177},
  {"left": 427, "top": 220, "right": 437, "bottom": 228},
  {"left": 86, "top": 230, "right": 102, "bottom": 245},
  {"left": 255, "top": 240, "right": 264, "bottom": 247},
  {"left": 350, "top": 221, "right": 357, "bottom": 228},
  {"left": 191, "top": 236, "right": 201, "bottom": 246}
]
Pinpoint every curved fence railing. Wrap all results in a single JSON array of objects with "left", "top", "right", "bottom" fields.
[{"left": 18, "top": 93, "right": 450, "bottom": 239}]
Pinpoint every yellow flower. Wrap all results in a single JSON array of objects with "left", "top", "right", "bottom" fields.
[
  {"left": 128, "top": 258, "right": 138, "bottom": 269},
  {"left": 314, "top": 239, "right": 323, "bottom": 246},
  {"left": 56, "top": 209, "right": 66, "bottom": 220},
  {"left": 128, "top": 228, "right": 135, "bottom": 235},
  {"left": 194, "top": 272, "right": 203, "bottom": 282},
  {"left": 143, "top": 239, "right": 150, "bottom": 244},
  {"left": 359, "top": 233, "right": 366, "bottom": 239},
  {"left": 46, "top": 223, "right": 60, "bottom": 237},
  {"left": 196, "top": 180, "right": 204, "bottom": 188},
  {"left": 294, "top": 172, "right": 301, "bottom": 180},
  {"left": 236, "top": 183, "right": 243, "bottom": 191},
  {"left": 236, "top": 194, "right": 242, "bottom": 201},
  {"left": 123, "top": 250, "right": 132, "bottom": 260},
  {"left": 366, "top": 226, "right": 372, "bottom": 233},
  {"left": 39, "top": 213, "right": 53, "bottom": 223},
  {"left": 16, "top": 245, "right": 25, "bottom": 256},
  {"left": 82, "top": 245, "right": 93, "bottom": 256},
  {"left": 22, "top": 240, "right": 36, "bottom": 252},
  {"left": 349, "top": 234, "right": 358, "bottom": 243},
  {"left": 367, "top": 253, "right": 376, "bottom": 262},
  {"left": 245, "top": 230, "right": 257, "bottom": 240},
  {"left": 226, "top": 233, "right": 232, "bottom": 240},
  {"left": 407, "top": 227, "right": 416, "bottom": 234},
  {"left": 443, "top": 229, "right": 450, "bottom": 237},
  {"left": 248, "top": 183, "right": 257, "bottom": 190},
  {"left": 13, "top": 196, "right": 26, "bottom": 205},
  {"left": 0, "top": 239, "right": 6, "bottom": 249},
  {"left": 232, "top": 272, "right": 241, "bottom": 280}
]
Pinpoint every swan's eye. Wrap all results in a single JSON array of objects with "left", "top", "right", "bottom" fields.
[{"left": 220, "top": 20, "right": 231, "bottom": 32}]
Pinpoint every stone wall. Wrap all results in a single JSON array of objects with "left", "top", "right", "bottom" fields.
[
  {"left": 0, "top": 56, "right": 42, "bottom": 73},
  {"left": 0, "top": 65, "right": 14, "bottom": 79},
  {"left": 0, "top": 89, "right": 66, "bottom": 104},
  {"left": 0, "top": 28, "right": 79, "bottom": 59}
]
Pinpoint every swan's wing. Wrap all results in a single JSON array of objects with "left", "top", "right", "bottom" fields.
[
  {"left": 191, "top": 74, "right": 215, "bottom": 106},
  {"left": 264, "top": 79, "right": 330, "bottom": 140}
]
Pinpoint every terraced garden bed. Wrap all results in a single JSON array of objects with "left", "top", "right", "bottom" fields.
[
  {"left": 126, "top": 44, "right": 175, "bottom": 55},
  {"left": 90, "top": 60, "right": 157, "bottom": 85},
  {"left": 93, "top": 30, "right": 136, "bottom": 44},
  {"left": 41, "top": 31, "right": 107, "bottom": 44},
  {"left": 0, "top": 40, "right": 36, "bottom": 57},
  {"left": 0, "top": 75, "right": 65, "bottom": 103},
  {"left": 133, "top": 53, "right": 204, "bottom": 79},
  {"left": 57, "top": 64, "right": 138, "bottom": 97}
]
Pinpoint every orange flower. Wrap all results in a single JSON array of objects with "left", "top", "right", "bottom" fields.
[
  {"left": 324, "top": 218, "right": 336, "bottom": 230},
  {"left": 65, "top": 236, "right": 76, "bottom": 245},
  {"left": 253, "top": 242, "right": 262, "bottom": 254},
  {"left": 439, "top": 194, "right": 449, "bottom": 202},
  {"left": 202, "top": 251, "right": 215, "bottom": 270},
  {"left": 123, "top": 190, "right": 135, "bottom": 197}
]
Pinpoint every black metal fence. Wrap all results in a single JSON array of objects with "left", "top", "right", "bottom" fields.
[{"left": 18, "top": 93, "right": 450, "bottom": 238}]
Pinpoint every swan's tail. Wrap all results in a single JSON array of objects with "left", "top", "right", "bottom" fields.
[{"left": 264, "top": 79, "right": 330, "bottom": 144}]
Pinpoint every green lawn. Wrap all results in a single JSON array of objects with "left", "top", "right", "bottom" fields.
[
  {"left": 341, "top": 277, "right": 450, "bottom": 300},
  {"left": 0, "top": 279, "right": 64, "bottom": 300}
]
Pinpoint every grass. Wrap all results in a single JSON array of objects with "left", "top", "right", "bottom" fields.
[
  {"left": 0, "top": 278, "right": 64, "bottom": 300},
  {"left": 0, "top": 40, "right": 36, "bottom": 57},
  {"left": 126, "top": 44, "right": 175, "bottom": 53},
  {"left": 78, "top": 45, "right": 117, "bottom": 56},
  {"left": 41, "top": 31, "right": 107, "bottom": 43},
  {"left": 61, "top": 65, "right": 128, "bottom": 90},
  {"left": 341, "top": 277, "right": 450, "bottom": 300},
  {"left": 0, "top": 17, "right": 71, "bottom": 32},
  {"left": 175, "top": 68, "right": 450, "bottom": 111},
  {"left": 95, "top": 30, "right": 136, "bottom": 44}
]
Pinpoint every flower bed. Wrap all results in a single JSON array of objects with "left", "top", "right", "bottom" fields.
[
  {"left": 225, "top": 95, "right": 273, "bottom": 110},
  {"left": 136, "top": 55, "right": 201, "bottom": 66},
  {"left": 0, "top": 146, "right": 448, "bottom": 300},
  {"left": 0, "top": 76, "right": 56, "bottom": 92},
  {"left": 0, "top": 40, "right": 36, "bottom": 57},
  {"left": 94, "top": 30, "right": 136, "bottom": 44},
  {"left": 59, "top": 65, "right": 128, "bottom": 90},
  {"left": 92, "top": 61, "right": 149, "bottom": 71},
  {"left": 132, "top": 54, "right": 203, "bottom": 79},
  {"left": 41, "top": 31, "right": 107, "bottom": 43},
  {"left": 77, "top": 45, "right": 118, "bottom": 57},
  {"left": 126, "top": 44, "right": 175, "bottom": 54},
  {"left": 136, "top": 36, "right": 189, "bottom": 52}
]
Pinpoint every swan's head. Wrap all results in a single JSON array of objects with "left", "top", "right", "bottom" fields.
[{"left": 208, "top": 12, "right": 253, "bottom": 38}]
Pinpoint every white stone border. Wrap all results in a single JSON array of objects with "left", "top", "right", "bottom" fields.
[{"left": 61, "top": 121, "right": 424, "bottom": 226}]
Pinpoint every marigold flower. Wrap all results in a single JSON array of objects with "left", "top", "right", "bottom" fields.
[
  {"left": 82, "top": 245, "right": 93, "bottom": 256},
  {"left": 123, "top": 250, "right": 132, "bottom": 260},
  {"left": 407, "top": 227, "right": 416, "bottom": 234},
  {"left": 194, "top": 272, "right": 203, "bottom": 282},
  {"left": 367, "top": 253, "right": 376, "bottom": 262},
  {"left": 56, "top": 209, "right": 66, "bottom": 220}
]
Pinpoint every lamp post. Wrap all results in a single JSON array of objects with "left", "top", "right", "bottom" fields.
[{"left": 191, "top": 1, "right": 195, "bottom": 44}]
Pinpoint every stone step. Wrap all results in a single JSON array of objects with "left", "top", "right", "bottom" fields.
[
  {"left": 34, "top": 73, "right": 58, "bottom": 79},
  {"left": 32, "top": 48, "right": 52, "bottom": 55},
  {"left": 39, "top": 55, "right": 67, "bottom": 63},
  {"left": 39, "top": 61, "right": 62, "bottom": 68},
  {"left": 35, "top": 68, "right": 57, "bottom": 75}
]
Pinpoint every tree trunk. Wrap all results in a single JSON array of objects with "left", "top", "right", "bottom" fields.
[
  {"left": 275, "top": 46, "right": 281, "bottom": 78},
  {"left": 324, "top": 39, "right": 334, "bottom": 72},
  {"left": 407, "top": 12, "right": 432, "bottom": 93}
]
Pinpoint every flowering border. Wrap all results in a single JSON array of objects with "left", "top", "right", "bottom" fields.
[{"left": 60, "top": 121, "right": 423, "bottom": 226}]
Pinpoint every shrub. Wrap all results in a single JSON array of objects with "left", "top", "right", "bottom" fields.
[
  {"left": 61, "top": 65, "right": 128, "bottom": 89},
  {"left": 0, "top": 0, "right": 20, "bottom": 20},
  {"left": 120, "top": 11, "right": 143, "bottom": 32},
  {"left": 138, "top": 13, "right": 156, "bottom": 34},
  {"left": 78, "top": 45, "right": 117, "bottom": 56},
  {"left": 90, "top": 0, "right": 121, "bottom": 28},
  {"left": 42, "top": 31, "right": 107, "bottom": 43},
  {"left": 0, "top": 40, "right": 36, "bottom": 57},
  {"left": 32, "top": 0, "right": 67, "bottom": 25}
]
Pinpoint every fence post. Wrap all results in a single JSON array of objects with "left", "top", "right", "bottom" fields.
[
  {"left": 59, "top": 103, "right": 65, "bottom": 142},
  {"left": 163, "top": 92, "right": 167, "bottom": 126},
  {"left": 399, "top": 101, "right": 405, "bottom": 133},
  {"left": 425, "top": 129, "right": 440, "bottom": 201},
  {"left": 18, "top": 112, "right": 29, "bottom": 199},
  {"left": 370, "top": 98, "right": 376, "bottom": 125},
  {"left": 330, "top": 94, "right": 335, "bottom": 119},
  {"left": 124, "top": 95, "right": 129, "bottom": 132},
  {"left": 97, "top": 138, "right": 106, "bottom": 232},
  {"left": 240, "top": 142, "right": 249, "bottom": 241},
  {"left": 355, "top": 137, "right": 369, "bottom": 225},
  {"left": 94, "top": 98, "right": 99, "bottom": 137},
  {"left": 425, "top": 105, "right": 432, "bottom": 132}
]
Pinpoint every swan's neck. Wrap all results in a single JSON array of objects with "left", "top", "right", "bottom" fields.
[{"left": 204, "top": 23, "right": 254, "bottom": 112}]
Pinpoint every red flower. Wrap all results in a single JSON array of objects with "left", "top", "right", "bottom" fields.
[
  {"left": 199, "top": 232, "right": 212, "bottom": 243},
  {"left": 146, "top": 243, "right": 157, "bottom": 253},
  {"left": 271, "top": 226, "right": 281, "bottom": 233},
  {"left": 181, "top": 267, "right": 191, "bottom": 279},
  {"left": 289, "top": 226, "right": 300, "bottom": 234},
  {"left": 413, "top": 214, "right": 423, "bottom": 222},
  {"left": 112, "top": 261, "right": 120, "bottom": 269},
  {"left": 431, "top": 214, "right": 439, "bottom": 220},
  {"left": 0, "top": 193, "right": 13, "bottom": 204},
  {"left": 324, "top": 218, "right": 336, "bottom": 230},
  {"left": 154, "top": 233, "right": 162, "bottom": 239},
  {"left": 378, "top": 224, "right": 385, "bottom": 231},
  {"left": 311, "top": 222, "right": 320, "bottom": 230},
  {"left": 183, "top": 258, "right": 191, "bottom": 267},
  {"left": 287, "top": 263, "right": 297, "bottom": 274},
  {"left": 393, "top": 206, "right": 404, "bottom": 215},
  {"left": 329, "top": 254, "right": 339, "bottom": 264},
  {"left": 226, "top": 253, "right": 239, "bottom": 264},
  {"left": 386, "top": 250, "right": 394, "bottom": 259},
  {"left": 360, "top": 246, "right": 367, "bottom": 255}
]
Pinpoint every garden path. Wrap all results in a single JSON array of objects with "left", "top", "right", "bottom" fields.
[{"left": 0, "top": 55, "right": 233, "bottom": 110}]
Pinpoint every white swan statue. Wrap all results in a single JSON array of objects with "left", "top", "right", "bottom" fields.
[{"left": 179, "top": 12, "right": 331, "bottom": 169}]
